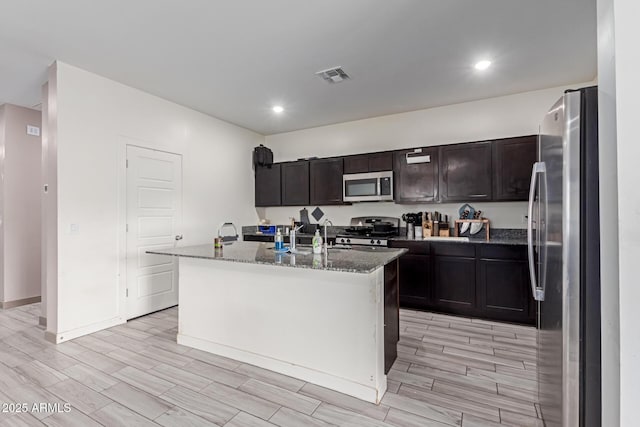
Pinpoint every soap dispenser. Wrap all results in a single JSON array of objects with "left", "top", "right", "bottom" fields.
[{"left": 312, "top": 230, "right": 323, "bottom": 254}]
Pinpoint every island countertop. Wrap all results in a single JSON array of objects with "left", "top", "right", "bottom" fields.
[{"left": 147, "top": 241, "right": 407, "bottom": 274}]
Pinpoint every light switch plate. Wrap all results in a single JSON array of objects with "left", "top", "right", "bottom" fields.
[{"left": 26, "top": 125, "right": 40, "bottom": 136}]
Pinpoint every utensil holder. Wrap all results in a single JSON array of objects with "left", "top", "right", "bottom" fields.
[{"left": 454, "top": 219, "right": 490, "bottom": 241}]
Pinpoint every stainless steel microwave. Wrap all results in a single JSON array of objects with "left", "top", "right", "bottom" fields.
[{"left": 343, "top": 171, "right": 393, "bottom": 202}]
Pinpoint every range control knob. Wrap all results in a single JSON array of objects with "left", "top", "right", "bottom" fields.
[
  {"left": 370, "top": 239, "right": 375, "bottom": 244},
  {"left": 347, "top": 239, "right": 351, "bottom": 244},
  {"left": 340, "top": 238, "right": 345, "bottom": 243},
  {"left": 377, "top": 240, "right": 381, "bottom": 245}
]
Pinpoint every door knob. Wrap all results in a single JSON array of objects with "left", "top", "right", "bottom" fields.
[{"left": 175, "top": 235, "right": 183, "bottom": 241}]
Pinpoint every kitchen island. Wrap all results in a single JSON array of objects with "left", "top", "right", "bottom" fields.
[{"left": 148, "top": 242, "right": 406, "bottom": 404}]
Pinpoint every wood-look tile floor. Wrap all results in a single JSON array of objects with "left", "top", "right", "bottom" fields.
[{"left": 0, "top": 304, "right": 541, "bottom": 426}]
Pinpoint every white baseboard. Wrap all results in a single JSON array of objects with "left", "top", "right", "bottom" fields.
[
  {"left": 45, "top": 316, "right": 124, "bottom": 344},
  {"left": 177, "top": 333, "right": 387, "bottom": 404}
]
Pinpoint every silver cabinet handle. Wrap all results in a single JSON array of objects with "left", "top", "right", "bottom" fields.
[
  {"left": 175, "top": 235, "right": 183, "bottom": 241},
  {"left": 527, "top": 162, "right": 545, "bottom": 301}
]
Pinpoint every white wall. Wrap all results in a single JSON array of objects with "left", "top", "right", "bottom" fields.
[
  {"left": 46, "top": 62, "right": 263, "bottom": 341},
  {"left": 597, "top": 0, "right": 620, "bottom": 424},
  {"left": 608, "top": 0, "right": 640, "bottom": 424},
  {"left": 40, "top": 82, "right": 49, "bottom": 324},
  {"left": 44, "top": 69, "right": 59, "bottom": 333},
  {"left": 0, "top": 105, "right": 4, "bottom": 303},
  {"left": 263, "top": 83, "right": 593, "bottom": 228},
  {"left": 0, "top": 104, "right": 42, "bottom": 306}
]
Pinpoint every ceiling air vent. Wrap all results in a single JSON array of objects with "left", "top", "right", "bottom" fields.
[{"left": 315, "top": 66, "right": 350, "bottom": 84}]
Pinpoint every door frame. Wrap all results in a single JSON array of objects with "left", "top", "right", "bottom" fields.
[{"left": 117, "top": 137, "right": 183, "bottom": 322}]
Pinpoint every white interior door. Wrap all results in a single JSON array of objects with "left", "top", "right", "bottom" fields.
[{"left": 126, "top": 145, "right": 182, "bottom": 320}]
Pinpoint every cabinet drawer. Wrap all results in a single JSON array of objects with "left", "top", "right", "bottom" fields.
[
  {"left": 388, "top": 240, "right": 430, "bottom": 255},
  {"left": 430, "top": 242, "right": 475, "bottom": 257},
  {"left": 479, "top": 244, "right": 527, "bottom": 260}
]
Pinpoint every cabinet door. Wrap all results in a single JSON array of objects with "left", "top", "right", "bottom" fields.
[
  {"left": 478, "top": 258, "right": 532, "bottom": 323},
  {"left": 433, "top": 256, "right": 476, "bottom": 314},
  {"left": 439, "top": 142, "right": 492, "bottom": 202},
  {"left": 369, "top": 152, "right": 393, "bottom": 172},
  {"left": 393, "top": 148, "right": 439, "bottom": 203},
  {"left": 310, "top": 158, "right": 344, "bottom": 205},
  {"left": 254, "top": 164, "right": 281, "bottom": 207},
  {"left": 492, "top": 136, "right": 537, "bottom": 201},
  {"left": 281, "top": 161, "right": 309, "bottom": 206},
  {"left": 397, "top": 254, "right": 430, "bottom": 308},
  {"left": 343, "top": 155, "right": 369, "bottom": 174}
]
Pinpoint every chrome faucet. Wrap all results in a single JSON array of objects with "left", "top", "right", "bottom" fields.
[{"left": 322, "top": 219, "right": 333, "bottom": 255}]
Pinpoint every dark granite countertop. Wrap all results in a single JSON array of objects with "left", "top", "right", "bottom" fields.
[
  {"left": 243, "top": 226, "right": 527, "bottom": 245},
  {"left": 390, "top": 229, "right": 527, "bottom": 246},
  {"left": 243, "top": 231, "right": 339, "bottom": 239},
  {"left": 242, "top": 225, "right": 346, "bottom": 240},
  {"left": 147, "top": 242, "right": 407, "bottom": 274},
  {"left": 389, "top": 236, "right": 527, "bottom": 246}
]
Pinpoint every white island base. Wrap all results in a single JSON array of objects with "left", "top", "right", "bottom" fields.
[{"left": 176, "top": 256, "right": 390, "bottom": 403}]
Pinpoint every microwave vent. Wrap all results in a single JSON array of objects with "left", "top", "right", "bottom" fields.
[
  {"left": 406, "top": 149, "right": 431, "bottom": 164},
  {"left": 316, "top": 66, "right": 350, "bottom": 84}
]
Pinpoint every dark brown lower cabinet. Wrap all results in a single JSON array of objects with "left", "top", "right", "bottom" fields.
[
  {"left": 477, "top": 245, "right": 535, "bottom": 324},
  {"left": 433, "top": 256, "right": 476, "bottom": 315},
  {"left": 384, "top": 260, "right": 399, "bottom": 374},
  {"left": 391, "top": 241, "right": 535, "bottom": 325},
  {"left": 397, "top": 254, "right": 430, "bottom": 308},
  {"left": 388, "top": 241, "right": 431, "bottom": 309}
]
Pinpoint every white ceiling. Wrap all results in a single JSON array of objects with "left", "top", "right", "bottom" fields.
[{"left": 0, "top": 0, "right": 596, "bottom": 135}]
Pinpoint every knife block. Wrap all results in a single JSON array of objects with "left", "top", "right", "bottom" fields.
[
  {"left": 422, "top": 221, "right": 433, "bottom": 237},
  {"left": 454, "top": 219, "right": 490, "bottom": 241}
]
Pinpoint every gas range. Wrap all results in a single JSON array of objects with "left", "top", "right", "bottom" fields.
[
  {"left": 335, "top": 216, "right": 400, "bottom": 247},
  {"left": 335, "top": 235, "right": 392, "bottom": 247}
]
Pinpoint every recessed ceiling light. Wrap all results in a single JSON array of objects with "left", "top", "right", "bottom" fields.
[
  {"left": 272, "top": 105, "right": 284, "bottom": 113},
  {"left": 474, "top": 60, "right": 492, "bottom": 71}
]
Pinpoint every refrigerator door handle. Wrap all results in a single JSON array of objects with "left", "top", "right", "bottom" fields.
[{"left": 527, "top": 161, "right": 546, "bottom": 301}]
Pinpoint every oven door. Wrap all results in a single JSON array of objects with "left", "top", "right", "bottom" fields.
[{"left": 343, "top": 171, "right": 393, "bottom": 202}]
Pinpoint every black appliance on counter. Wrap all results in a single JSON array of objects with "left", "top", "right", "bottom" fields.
[
  {"left": 401, "top": 212, "right": 422, "bottom": 225},
  {"left": 335, "top": 216, "right": 400, "bottom": 247}
]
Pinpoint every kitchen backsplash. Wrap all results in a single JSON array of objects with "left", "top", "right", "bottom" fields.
[{"left": 258, "top": 201, "right": 528, "bottom": 230}]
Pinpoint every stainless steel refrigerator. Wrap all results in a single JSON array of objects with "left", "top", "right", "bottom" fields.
[{"left": 528, "top": 86, "right": 601, "bottom": 426}]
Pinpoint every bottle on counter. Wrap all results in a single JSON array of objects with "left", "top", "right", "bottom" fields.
[
  {"left": 312, "top": 230, "right": 323, "bottom": 254},
  {"left": 275, "top": 229, "right": 284, "bottom": 250}
]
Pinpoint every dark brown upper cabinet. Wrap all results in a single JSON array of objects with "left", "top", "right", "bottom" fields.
[
  {"left": 310, "top": 157, "right": 344, "bottom": 205},
  {"left": 393, "top": 147, "right": 439, "bottom": 203},
  {"left": 254, "top": 164, "right": 281, "bottom": 207},
  {"left": 439, "top": 141, "right": 492, "bottom": 202},
  {"left": 492, "top": 135, "right": 537, "bottom": 201},
  {"left": 281, "top": 160, "right": 309, "bottom": 206},
  {"left": 343, "top": 154, "right": 369, "bottom": 174},
  {"left": 344, "top": 152, "right": 393, "bottom": 174}
]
